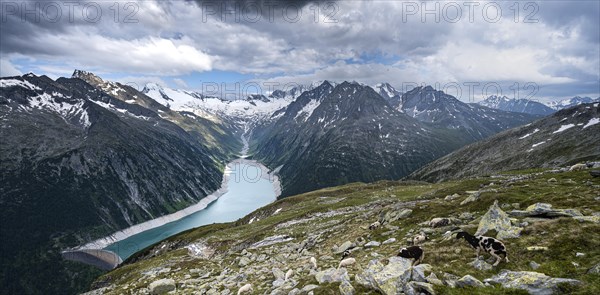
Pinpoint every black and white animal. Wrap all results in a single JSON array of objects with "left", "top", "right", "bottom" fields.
[
  {"left": 412, "top": 233, "right": 428, "bottom": 245},
  {"left": 369, "top": 221, "right": 381, "bottom": 230},
  {"left": 456, "top": 231, "right": 509, "bottom": 266},
  {"left": 341, "top": 249, "right": 352, "bottom": 260},
  {"left": 397, "top": 246, "right": 424, "bottom": 266}
]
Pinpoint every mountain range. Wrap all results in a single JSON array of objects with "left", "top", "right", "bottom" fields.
[
  {"left": 478, "top": 95, "right": 556, "bottom": 115},
  {"left": 410, "top": 102, "right": 600, "bottom": 182},
  {"left": 0, "top": 72, "right": 240, "bottom": 294},
  {"left": 145, "top": 80, "right": 540, "bottom": 196},
  {"left": 1, "top": 71, "right": 597, "bottom": 294},
  {"left": 478, "top": 95, "right": 600, "bottom": 115},
  {"left": 546, "top": 96, "right": 600, "bottom": 110},
  {"left": 397, "top": 86, "right": 537, "bottom": 141}
]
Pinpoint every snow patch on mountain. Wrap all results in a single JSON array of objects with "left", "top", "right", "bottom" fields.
[
  {"left": 24, "top": 93, "right": 90, "bottom": 127},
  {"left": 294, "top": 99, "right": 321, "bottom": 121},
  {"left": 91, "top": 100, "right": 152, "bottom": 121},
  {"left": 583, "top": 118, "right": 599, "bottom": 129},
  {"left": 141, "top": 83, "right": 325, "bottom": 124},
  {"left": 553, "top": 124, "right": 575, "bottom": 134},
  {"left": 0, "top": 79, "right": 41, "bottom": 91},
  {"left": 519, "top": 128, "right": 539, "bottom": 139}
]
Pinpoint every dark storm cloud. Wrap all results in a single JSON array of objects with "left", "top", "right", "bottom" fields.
[
  {"left": 0, "top": 0, "right": 598, "bottom": 99},
  {"left": 0, "top": 0, "right": 105, "bottom": 54},
  {"left": 189, "top": 0, "right": 334, "bottom": 11},
  {"left": 535, "top": 0, "right": 600, "bottom": 43}
]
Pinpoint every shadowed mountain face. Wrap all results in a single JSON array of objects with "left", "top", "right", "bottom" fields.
[
  {"left": 0, "top": 73, "right": 236, "bottom": 295},
  {"left": 72, "top": 70, "right": 242, "bottom": 159},
  {"left": 410, "top": 103, "right": 600, "bottom": 182},
  {"left": 397, "top": 86, "right": 540, "bottom": 141},
  {"left": 478, "top": 95, "right": 556, "bottom": 116},
  {"left": 253, "top": 82, "right": 472, "bottom": 197},
  {"left": 546, "top": 96, "right": 600, "bottom": 110}
]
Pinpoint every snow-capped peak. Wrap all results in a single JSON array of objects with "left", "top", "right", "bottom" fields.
[
  {"left": 546, "top": 96, "right": 600, "bottom": 110},
  {"left": 372, "top": 82, "right": 401, "bottom": 99}
]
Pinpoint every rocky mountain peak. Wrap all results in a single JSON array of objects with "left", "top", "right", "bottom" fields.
[{"left": 72, "top": 69, "right": 104, "bottom": 84}]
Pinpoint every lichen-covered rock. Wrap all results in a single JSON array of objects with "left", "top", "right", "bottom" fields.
[
  {"left": 355, "top": 258, "right": 409, "bottom": 294},
  {"left": 460, "top": 192, "right": 480, "bottom": 205},
  {"left": 382, "top": 238, "right": 396, "bottom": 245},
  {"left": 301, "top": 285, "right": 319, "bottom": 293},
  {"left": 456, "top": 275, "right": 484, "bottom": 288},
  {"left": 238, "top": 256, "right": 251, "bottom": 267},
  {"left": 334, "top": 241, "right": 356, "bottom": 254},
  {"left": 339, "top": 280, "right": 355, "bottom": 295},
  {"left": 459, "top": 212, "right": 474, "bottom": 220},
  {"left": 405, "top": 281, "right": 436, "bottom": 295},
  {"left": 314, "top": 268, "right": 349, "bottom": 284},
  {"left": 484, "top": 270, "right": 582, "bottom": 295},
  {"left": 573, "top": 216, "right": 600, "bottom": 224},
  {"left": 445, "top": 193, "right": 461, "bottom": 201},
  {"left": 469, "top": 258, "right": 493, "bottom": 271},
  {"left": 510, "top": 203, "right": 583, "bottom": 218},
  {"left": 148, "top": 278, "right": 176, "bottom": 294},
  {"left": 426, "top": 273, "right": 443, "bottom": 286},
  {"left": 411, "top": 263, "right": 433, "bottom": 283},
  {"left": 587, "top": 262, "right": 600, "bottom": 274},
  {"left": 365, "top": 241, "right": 381, "bottom": 248},
  {"left": 476, "top": 200, "right": 522, "bottom": 239},
  {"left": 272, "top": 268, "right": 285, "bottom": 281},
  {"left": 382, "top": 208, "right": 413, "bottom": 224}
]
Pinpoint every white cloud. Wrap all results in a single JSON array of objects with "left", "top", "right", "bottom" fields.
[
  {"left": 1, "top": 0, "right": 598, "bottom": 98},
  {"left": 173, "top": 78, "right": 189, "bottom": 88},
  {"left": 13, "top": 29, "right": 214, "bottom": 76},
  {"left": 0, "top": 59, "right": 22, "bottom": 77},
  {"left": 115, "top": 76, "right": 168, "bottom": 91}
]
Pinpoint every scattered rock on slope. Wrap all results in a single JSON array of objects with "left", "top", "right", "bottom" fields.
[
  {"left": 355, "top": 256, "right": 432, "bottom": 295},
  {"left": 484, "top": 270, "right": 581, "bottom": 295},
  {"left": 148, "top": 278, "right": 176, "bottom": 294},
  {"left": 315, "top": 268, "right": 350, "bottom": 284},
  {"left": 509, "top": 203, "right": 583, "bottom": 218}
]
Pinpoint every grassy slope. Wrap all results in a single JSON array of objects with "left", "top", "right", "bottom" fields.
[{"left": 94, "top": 169, "right": 600, "bottom": 294}]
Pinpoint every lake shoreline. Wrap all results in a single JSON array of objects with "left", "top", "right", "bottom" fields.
[{"left": 71, "top": 158, "right": 281, "bottom": 253}]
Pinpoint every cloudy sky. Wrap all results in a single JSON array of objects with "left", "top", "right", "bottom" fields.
[{"left": 1, "top": 0, "right": 598, "bottom": 101}]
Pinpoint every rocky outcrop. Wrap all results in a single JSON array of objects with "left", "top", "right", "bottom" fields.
[
  {"left": 314, "top": 268, "right": 350, "bottom": 284},
  {"left": 355, "top": 257, "right": 432, "bottom": 295},
  {"left": 339, "top": 280, "right": 355, "bottom": 295},
  {"left": 588, "top": 262, "right": 600, "bottom": 274},
  {"left": 509, "top": 203, "right": 583, "bottom": 218},
  {"left": 333, "top": 241, "right": 356, "bottom": 254},
  {"left": 148, "top": 278, "right": 176, "bottom": 294},
  {"left": 476, "top": 201, "right": 522, "bottom": 239},
  {"left": 509, "top": 203, "right": 600, "bottom": 224},
  {"left": 381, "top": 208, "right": 413, "bottom": 224},
  {"left": 456, "top": 275, "right": 484, "bottom": 288},
  {"left": 460, "top": 192, "right": 480, "bottom": 205},
  {"left": 469, "top": 258, "right": 493, "bottom": 271},
  {"left": 484, "top": 270, "right": 581, "bottom": 295}
]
